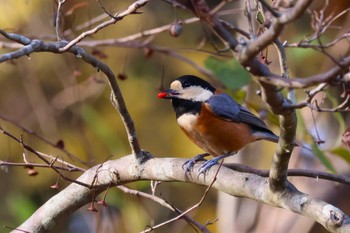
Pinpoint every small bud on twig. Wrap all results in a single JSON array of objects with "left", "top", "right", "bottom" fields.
[{"left": 169, "top": 20, "right": 183, "bottom": 37}]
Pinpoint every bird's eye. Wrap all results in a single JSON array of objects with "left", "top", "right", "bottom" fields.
[{"left": 182, "top": 81, "right": 191, "bottom": 88}]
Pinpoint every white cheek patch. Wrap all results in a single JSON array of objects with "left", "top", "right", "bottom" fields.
[
  {"left": 170, "top": 80, "right": 183, "bottom": 91},
  {"left": 169, "top": 81, "right": 213, "bottom": 101},
  {"left": 181, "top": 86, "right": 213, "bottom": 101},
  {"left": 177, "top": 113, "right": 198, "bottom": 131}
]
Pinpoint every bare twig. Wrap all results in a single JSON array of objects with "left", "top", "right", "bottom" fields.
[
  {"left": 0, "top": 30, "right": 142, "bottom": 157},
  {"left": 307, "top": 94, "right": 350, "bottom": 112},
  {"left": 0, "top": 160, "right": 84, "bottom": 172},
  {"left": 257, "top": 0, "right": 280, "bottom": 17},
  {"left": 0, "top": 125, "right": 83, "bottom": 172},
  {"left": 273, "top": 38, "right": 296, "bottom": 104},
  {"left": 285, "top": 32, "right": 350, "bottom": 49},
  {"left": 141, "top": 161, "right": 223, "bottom": 233},
  {"left": 55, "top": 0, "right": 66, "bottom": 40},
  {"left": 0, "top": 125, "right": 91, "bottom": 188},
  {"left": 290, "top": 6, "right": 350, "bottom": 48},
  {"left": 117, "top": 185, "right": 210, "bottom": 233},
  {"left": 238, "top": 0, "right": 313, "bottom": 65},
  {"left": 254, "top": 55, "right": 350, "bottom": 88},
  {"left": 96, "top": 0, "right": 118, "bottom": 20},
  {"left": 59, "top": 0, "right": 149, "bottom": 52},
  {"left": 0, "top": 114, "right": 89, "bottom": 166},
  {"left": 292, "top": 82, "right": 350, "bottom": 112},
  {"left": 224, "top": 163, "right": 350, "bottom": 185}
]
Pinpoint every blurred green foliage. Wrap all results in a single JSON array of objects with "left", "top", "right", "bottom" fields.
[{"left": 204, "top": 56, "right": 251, "bottom": 90}]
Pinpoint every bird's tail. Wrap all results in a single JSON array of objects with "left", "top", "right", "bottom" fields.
[
  {"left": 254, "top": 132, "right": 300, "bottom": 147},
  {"left": 265, "top": 134, "right": 280, "bottom": 143},
  {"left": 253, "top": 131, "right": 279, "bottom": 143}
]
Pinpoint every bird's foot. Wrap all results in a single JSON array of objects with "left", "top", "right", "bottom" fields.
[
  {"left": 198, "top": 154, "right": 231, "bottom": 176},
  {"left": 183, "top": 153, "right": 210, "bottom": 176}
]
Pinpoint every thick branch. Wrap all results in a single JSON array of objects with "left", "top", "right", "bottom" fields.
[
  {"left": 240, "top": 0, "right": 313, "bottom": 63},
  {"left": 257, "top": 56, "right": 350, "bottom": 88},
  {"left": 12, "top": 155, "right": 350, "bottom": 233},
  {"left": 187, "top": 0, "right": 319, "bottom": 191}
]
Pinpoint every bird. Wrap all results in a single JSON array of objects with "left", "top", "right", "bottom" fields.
[{"left": 157, "top": 75, "right": 279, "bottom": 175}]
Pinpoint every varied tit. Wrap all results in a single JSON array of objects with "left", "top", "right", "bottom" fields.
[{"left": 157, "top": 75, "right": 279, "bottom": 174}]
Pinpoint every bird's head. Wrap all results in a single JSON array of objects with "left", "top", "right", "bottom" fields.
[{"left": 157, "top": 75, "right": 216, "bottom": 102}]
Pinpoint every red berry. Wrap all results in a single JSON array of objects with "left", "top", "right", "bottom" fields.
[{"left": 157, "top": 92, "right": 167, "bottom": 98}]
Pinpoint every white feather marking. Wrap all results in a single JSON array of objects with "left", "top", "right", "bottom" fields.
[
  {"left": 177, "top": 113, "right": 198, "bottom": 131},
  {"left": 169, "top": 80, "right": 213, "bottom": 101},
  {"left": 170, "top": 80, "right": 182, "bottom": 90},
  {"left": 183, "top": 86, "right": 213, "bottom": 101}
]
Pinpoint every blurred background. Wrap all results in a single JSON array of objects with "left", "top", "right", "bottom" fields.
[{"left": 0, "top": 0, "right": 349, "bottom": 232}]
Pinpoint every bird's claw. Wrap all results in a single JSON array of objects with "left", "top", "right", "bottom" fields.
[
  {"left": 198, "top": 158, "right": 219, "bottom": 176},
  {"left": 183, "top": 153, "right": 209, "bottom": 177},
  {"left": 197, "top": 154, "right": 232, "bottom": 176}
]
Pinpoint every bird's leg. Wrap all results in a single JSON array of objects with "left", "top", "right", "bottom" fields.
[
  {"left": 183, "top": 153, "right": 210, "bottom": 174},
  {"left": 198, "top": 153, "right": 235, "bottom": 175}
]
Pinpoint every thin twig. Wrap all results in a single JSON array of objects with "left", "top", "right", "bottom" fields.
[
  {"left": 257, "top": 0, "right": 280, "bottom": 17},
  {"left": 0, "top": 160, "right": 85, "bottom": 172},
  {"left": 117, "top": 185, "right": 210, "bottom": 233},
  {"left": 55, "top": 0, "right": 66, "bottom": 41},
  {"left": 59, "top": 0, "right": 149, "bottom": 52},
  {"left": 140, "top": 161, "right": 223, "bottom": 233},
  {"left": 0, "top": 30, "right": 143, "bottom": 157},
  {"left": 224, "top": 163, "right": 350, "bottom": 185},
  {"left": 0, "top": 125, "right": 91, "bottom": 188},
  {"left": 0, "top": 125, "right": 84, "bottom": 172},
  {"left": 273, "top": 38, "right": 296, "bottom": 103},
  {"left": 0, "top": 113, "right": 89, "bottom": 166}
]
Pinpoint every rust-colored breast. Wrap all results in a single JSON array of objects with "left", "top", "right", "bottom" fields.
[{"left": 194, "top": 103, "right": 255, "bottom": 156}]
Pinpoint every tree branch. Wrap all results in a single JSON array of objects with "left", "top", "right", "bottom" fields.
[
  {"left": 225, "top": 163, "right": 350, "bottom": 185},
  {"left": 117, "top": 185, "right": 211, "bottom": 233},
  {"left": 12, "top": 155, "right": 350, "bottom": 233},
  {"left": 256, "top": 56, "right": 350, "bottom": 88},
  {"left": 58, "top": 0, "right": 149, "bottom": 51},
  {"left": 188, "top": 0, "right": 298, "bottom": 192}
]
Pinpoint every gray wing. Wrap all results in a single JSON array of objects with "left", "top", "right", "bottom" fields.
[
  {"left": 205, "top": 93, "right": 242, "bottom": 122},
  {"left": 206, "top": 93, "right": 276, "bottom": 134}
]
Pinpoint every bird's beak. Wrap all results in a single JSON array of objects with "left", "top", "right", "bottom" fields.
[{"left": 157, "top": 89, "right": 179, "bottom": 99}]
